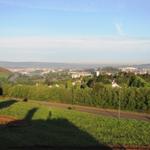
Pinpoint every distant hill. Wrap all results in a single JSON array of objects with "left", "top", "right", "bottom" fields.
[
  {"left": 133, "top": 64, "right": 150, "bottom": 69},
  {"left": 0, "top": 67, "right": 11, "bottom": 75},
  {"left": 0, "top": 61, "right": 109, "bottom": 69},
  {"left": 0, "top": 61, "right": 149, "bottom": 69}
]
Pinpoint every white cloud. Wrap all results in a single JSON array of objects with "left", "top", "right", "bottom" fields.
[
  {"left": 0, "top": 37, "right": 150, "bottom": 51},
  {"left": 0, "top": 36, "right": 149, "bottom": 63},
  {"left": 115, "top": 23, "right": 124, "bottom": 36}
]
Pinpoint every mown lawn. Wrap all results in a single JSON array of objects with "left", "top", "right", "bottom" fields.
[{"left": 0, "top": 99, "right": 150, "bottom": 148}]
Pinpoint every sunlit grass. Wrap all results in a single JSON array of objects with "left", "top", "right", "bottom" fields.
[{"left": 0, "top": 99, "right": 149, "bottom": 147}]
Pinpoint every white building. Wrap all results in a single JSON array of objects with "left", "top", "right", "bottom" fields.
[
  {"left": 71, "top": 74, "right": 81, "bottom": 79},
  {"left": 121, "top": 67, "right": 137, "bottom": 73},
  {"left": 95, "top": 71, "right": 100, "bottom": 77},
  {"left": 112, "top": 80, "right": 120, "bottom": 88},
  {"left": 71, "top": 72, "right": 92, "bottom": 79}
]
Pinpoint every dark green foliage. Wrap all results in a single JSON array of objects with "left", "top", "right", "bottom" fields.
[
  {"left": 3, "top": 84, "right": 150, "bottom": 112},
  {"left": 96, "top": 74, "right": 112, "bottom": 84},
  {"left": 128, "top": 76, "right": 148, "bottom": 87},
  {"left": 139, "top": 73, "right": 150, "bottom": 83},
  {"left": 87, "top": 78, "right": 95, "bottom": 88},
  {"left": 23, "top": 97, "right": 28, "bottom": 102},
  {"left": 86, "top": 72, "right": 150, "bottom": 88},
  {"left": 8, "top": 73, "right": 35, "bottom": 85},
  {"left": 114, "top": 72, "right": 132, "bottom": 86},
  {"left": 80, "top": 84, "right": 86, "bottom": 89},
  {"left": 44, "top": 71, "right": 71, "bottom": 86}
]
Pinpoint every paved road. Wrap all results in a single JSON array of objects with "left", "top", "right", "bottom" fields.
[{"left": 31, "top": 101, "right": 150, "bottom": 122}]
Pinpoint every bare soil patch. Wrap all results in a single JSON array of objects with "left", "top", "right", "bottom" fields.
[
  {"left": 0, "top": 115, "right": 26, "bottom": 127},
  {"left": 32, "top": 101, "right": 150, "bottom": 122},
  {"left": 0, "top": 115, "right": 17, "bottom": 125}
]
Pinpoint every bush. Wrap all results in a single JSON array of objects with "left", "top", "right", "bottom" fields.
[{"left": 3, "top": 84, "right": 150, "bottom": 112}]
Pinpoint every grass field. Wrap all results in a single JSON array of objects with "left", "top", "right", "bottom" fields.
[
  {"left": 0, "top": 73, "right": 9, "bottom": 79},
  {"left": 0, "top": 99, "right": 150, "bottom": 148}
]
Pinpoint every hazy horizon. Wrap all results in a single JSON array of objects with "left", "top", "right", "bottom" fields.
[{"left": 0, "top": 60, "right": 149, "bottom": 66}]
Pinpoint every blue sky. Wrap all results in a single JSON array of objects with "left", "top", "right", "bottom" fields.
[{"left": 0, "top": 0, "right": 150, "bottom": 64}]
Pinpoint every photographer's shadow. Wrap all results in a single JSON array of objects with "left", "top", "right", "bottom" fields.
[{"left": 0, "top": 107, "right": 112, "bottom": 150}]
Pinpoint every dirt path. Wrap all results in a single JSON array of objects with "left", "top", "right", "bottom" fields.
[
  {"left": 0, "top": 115, "right": 17, "bottom": 124},
  {"left": 31, "top": 101, "right": 150, "bottom": 122}
]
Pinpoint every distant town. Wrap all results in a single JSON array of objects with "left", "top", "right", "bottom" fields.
[{"left": 8, "top": 66, "right": 150, "bottom": 78}]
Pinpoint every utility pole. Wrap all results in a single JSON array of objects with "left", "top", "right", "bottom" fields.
[
  {"left": 118, "top": 89, "right": 121, "bottom": 121},
  {"left": 118, "top": 97, "right": 121, "bottom": 120}
]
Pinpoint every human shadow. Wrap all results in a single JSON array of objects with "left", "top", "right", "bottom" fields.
[
  {"left": 0, "top": 99, "right": 18, "bottom": 109},
  {"left": 0, "top": 107, "right": 112, "bottom": 150},
  {"left": 24, "top": 108, "right": 38, "bottom": 121}
]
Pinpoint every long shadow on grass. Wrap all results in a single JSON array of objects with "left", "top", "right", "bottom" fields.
[
  {"left": 0, "top": 107, "right": 112, "bottom": 150},
  {"left": 0, "top": 99, "right": 18, "bottom": 109}
]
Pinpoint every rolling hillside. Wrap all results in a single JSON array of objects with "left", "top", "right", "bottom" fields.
[
  {"left": 0, "top": 67, "right": 11, "bottom": 78},
  {"left": 0, "top": 67, "right": 11, "bottom": 74}
]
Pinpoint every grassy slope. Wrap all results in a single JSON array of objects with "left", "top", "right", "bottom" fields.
[
  {"left": 0, "top": 99, "right": 150, "bottom": 148},
  {"left": 0, "top": 67, "right": 11, "bottom": 79},
  {"left": 0, "top": 67, "right": 11, "bottom": 73}
]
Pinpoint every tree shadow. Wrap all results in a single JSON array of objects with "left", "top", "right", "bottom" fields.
[
  {"left": 0, "top": 107, "right": 112, "bottom": 150},
  {"left": 0, "top": 99, "right": 18, "bottom": 109}
]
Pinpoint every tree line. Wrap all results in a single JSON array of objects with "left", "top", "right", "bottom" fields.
[{"left": 3, "top": 84, "right": 150, "bottom": 112}]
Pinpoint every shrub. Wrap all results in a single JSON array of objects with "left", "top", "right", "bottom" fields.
[{"left": 3, "top": 84, "right": 150, "bottom": 112}]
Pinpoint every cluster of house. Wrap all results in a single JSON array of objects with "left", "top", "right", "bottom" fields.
[
  {"left": 70, "top": 71, "right": 121, "bottom": 88},
  {"left": 9, "top": 66, "right": 150, "bottom": 78},
  {"left": 70, "top": 71, "right": 93, "bottom": 79},
  {"left": 8, "top": 68, "right": 62, "bottom": 76},
  {"left": 120, "top": 67, "right": 150, "bottom": 74},
  {"left": 7, "top": 66, "right": 149, "bottom": 89}
]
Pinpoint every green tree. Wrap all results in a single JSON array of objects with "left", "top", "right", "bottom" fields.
[{"left": 128, "top": 75, "right": 148, "bottom": 87}]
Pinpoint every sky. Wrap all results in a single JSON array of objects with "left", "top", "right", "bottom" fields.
[{"left": 0, "top": 0, "right": 150, "bottom": 64}]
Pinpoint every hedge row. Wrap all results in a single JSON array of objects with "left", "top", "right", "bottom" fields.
[{"left": 3, "top": 84, "right": 150, "bottom": 112}]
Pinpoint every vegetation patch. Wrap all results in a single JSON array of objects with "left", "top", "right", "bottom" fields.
[
  {"left": 0, "top": 99, "right": 150, "bottom": 148},
  {"left": 3, "top": 84, "right": 150, "bottom": 112}
]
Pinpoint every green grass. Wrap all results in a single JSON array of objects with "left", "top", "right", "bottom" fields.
[
  {"left": 0, "top": 99, "right": 150, "bottom": 148},
  {"left": 0, "top": 73, "right": 10, "bottom": 78}
]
